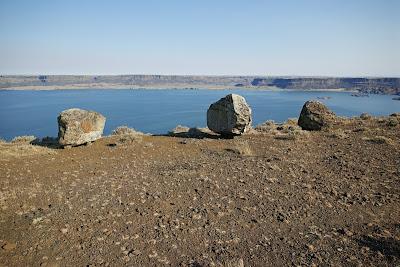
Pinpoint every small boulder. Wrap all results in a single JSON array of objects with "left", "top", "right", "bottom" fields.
[
  {"left": 112, "top": 126, "right": 144, "bottom": 136},
  {"left": 360, "top": 113, "right": 372, "bottom": 120},
  {"left": 298, "top": 101, "right": 336, "bottom": 130},
  {"left": 58, "top": 108, "right": 106, "bottom": 146},
  {"left": 207, "top": 94, "right": 252, "bottom": 135}
]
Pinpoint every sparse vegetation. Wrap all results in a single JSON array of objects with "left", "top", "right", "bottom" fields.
[
  {"left": 362, "top": 135, "right": 393, "bottom": 144},
  {"left": 387, "top": 118, "right": 398, "bottom": 127},
  {"left": 226, "top": 140, "right": 254, "bottom": 156},
  {"left": 327, "top": 128, "right": 349, "bottom": 139},
  {"left": 0, "top": 142, "right": 56, "bottom": 158},
  {"left": 360, "top": 113, "right": 372, "bottom": 120},
  {"left": 11, "top": 135, "right": 36, "bottom": 144},
  {"left": 112, "top": 126, "right": 144, "bottom": 136},
  {"left": 255, "top": 119, "right": 310, "bottom": 140},
  {"left": 274, "top": 133, "right": 297, "bottom": 140},
  {"left": 254, "top": 120, "right": 277, "bottom": 132},
  {"left": 0, "top": 115, "right": 399, "bottom": 266},
  {"left": 110, "top": 126, "right": 145, "bottom": 144},
  {"left": 286, "top": 118, "right": 298, "bottom": 125}
]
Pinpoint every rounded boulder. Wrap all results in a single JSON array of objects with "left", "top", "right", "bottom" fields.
[
  {"left": 298, "top": 101, "right": 336, "bottom": 130},
  {"left": 58, "top": 108, "right": 106, "bottom": 146}
]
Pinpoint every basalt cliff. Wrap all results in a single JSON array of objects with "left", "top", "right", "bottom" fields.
[{"left": 1, "top": 75, "right": 399, "bottom": 94}]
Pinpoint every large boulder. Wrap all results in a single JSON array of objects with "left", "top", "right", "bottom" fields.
[
  {"left": 207, "top": 94, "right": 252, "bottom": 135},
  {"left": 58, "top": 108, "right": 106, "bottom": 146},
  {"left": 298, "top": 101, "right": 336, "bottom": 130}
]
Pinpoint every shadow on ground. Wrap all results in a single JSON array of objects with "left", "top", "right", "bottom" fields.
[
  {"left": 31, "top": 137, "right": 62, "bottom": 149},
  {"left": 357, "top": 235, "right": 400, "bottom": 258},
  {"left": 162, "top": 127, "right": 234, "bottom": 140}
]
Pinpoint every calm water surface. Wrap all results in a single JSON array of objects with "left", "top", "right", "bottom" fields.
[{"left": 0, "top": 89, "right": 399, "bottom": 140}]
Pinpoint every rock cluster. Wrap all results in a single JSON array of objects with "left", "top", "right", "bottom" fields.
[
  {"left": 298, "top": 101, "right": 336, "bottom": 130},
  {"left": 207, "top": 94, "right": 252, "bottom": 136},
  {"left": 58, "top": 108, "right": 106, "bottom": 146}
]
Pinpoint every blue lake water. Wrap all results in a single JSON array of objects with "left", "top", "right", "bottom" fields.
[{"left": 0, "top": 89, "right": 399, "bottom": 140}]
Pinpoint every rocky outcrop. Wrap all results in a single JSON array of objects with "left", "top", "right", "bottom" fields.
[
  {"left": 207, "top": 94, "right": 252, "bottom": 135},
  {"left": 1, "top": 75, "right": 399, "bottom": 94},
  {"left": 58, "top": 108, "right": 106, "bottom": 146},
  {"left": 298, "top": 101, "right": 336, "bottom": 130},
  {"left": 250, "top": 77, "right": 400, "bottom": 95},
  {"left": 251, "top": 78, "right": 270, "bottom": 86}
]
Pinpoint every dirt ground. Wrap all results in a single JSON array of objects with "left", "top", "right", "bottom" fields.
[{"left": 0, "top": 116, "right": 399, "bottom": 266}]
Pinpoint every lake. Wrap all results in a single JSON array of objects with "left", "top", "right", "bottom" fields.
[{"left": 0, "top": 89, "right": 399, "bottom": 140}]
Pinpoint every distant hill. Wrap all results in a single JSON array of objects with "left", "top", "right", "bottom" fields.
[
  {"left": 0, "top": 75, "right": 399, "bottom": 94},
  {"left": 251, "top": 77, "right": 400, "bottom": 95}
]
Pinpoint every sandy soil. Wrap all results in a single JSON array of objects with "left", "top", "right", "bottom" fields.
[{"left": 0, "top": 116, "right": 399, "bottom": 266}]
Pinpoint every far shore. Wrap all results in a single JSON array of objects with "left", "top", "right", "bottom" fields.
[{"left": 0, "top": 84, "right": 357, "bottom": 92}]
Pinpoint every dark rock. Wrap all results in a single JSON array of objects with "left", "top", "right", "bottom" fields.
[{"left": 298, "top": 101, "right": 336, "bottom": 130}]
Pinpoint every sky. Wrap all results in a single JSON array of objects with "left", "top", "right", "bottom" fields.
[{"left": 0, "top": 0, "right": 399, "bottom": 76}]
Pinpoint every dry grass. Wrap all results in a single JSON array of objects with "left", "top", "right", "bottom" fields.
[
  {"left": 286, "top": 118, "right": 298, "bottom": 125},
  {"left": 327, "top": 129, "right": 349, "bottom": 139},
  {"left": 110, "top": 126, "right": 145, "bottom": 144},
  {"left": 353, "top": 127, "right": 368, "bottom": 133},
  {"left": 11, "top": 135, "right": 36, "bottom": 144},
  {"left": 255, "top": 119, "right": 309, "bottom": 141},
  {"left": 225, "top": 258, "right": 245, "bottom": 267},
  {"left": 254, "top": 120, "right": 277, "bottom": 132},
  {"left": 169, "top": 125, "right": 190, "bottom": 135},
  {"left": 274, "top": 133, "right": 297, "bottom": 140},
  {"left": 117, "top": 134, "right": 143, "bottom": 144},
  {"left": 111, "top": 126, "right": 146, "bottom": 144},
  {"left": 362, "top": 135, "right": 393, "bottom": 145},
  {"left": 387, "top": 118, "right": 399, "bottom": 127},
  {"left": 0, "top": 143, "right": 56, "bottom": 159},
  {"left": 226, "top": 140, "right": 254, "bottom": 156},
  {"left": 112, "top": 126, "right": 145, "bottom": 136},
  {"left": 360, "top": 113, "right": 372, "bottom": 120}
]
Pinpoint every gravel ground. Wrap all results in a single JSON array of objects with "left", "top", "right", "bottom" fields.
[{"left": 0, "top": 116, "right": 399, "bottom": 266}]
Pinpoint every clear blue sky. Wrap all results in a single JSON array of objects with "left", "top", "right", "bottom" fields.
[{"left": 0, "top": 0, "right": 399, "bottom": 76}]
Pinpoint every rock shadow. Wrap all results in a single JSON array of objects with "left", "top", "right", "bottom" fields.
[
  {"left": 163, "top": 127, "right": 234, "bottom": 140},
  {"left": 30, "top": 137, "right": 62, "bottom": 149},
  {"left": 357, "top": 235, "right": 400, "bottom": 258}
]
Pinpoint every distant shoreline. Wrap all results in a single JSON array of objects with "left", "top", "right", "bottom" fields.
[
  {"left": 0, "top": 84, "right": 357, "bottom": 92},
  {"left": 1, "top": 75, "right": 398, "bottom": 94}
]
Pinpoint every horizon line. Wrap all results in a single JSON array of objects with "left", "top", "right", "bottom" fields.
[{"left": 1, "top": 74, "right": 399, "bottom": 79}]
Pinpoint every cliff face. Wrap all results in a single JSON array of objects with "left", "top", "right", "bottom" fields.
[
  {"left": 0, "top": 75, "right": 254, "bottom": 89},
  {"left": 0, "top": 75, "right": 399, "bottom": 94},
  {"left": 251, "top": 78, "right": 400, "bottom": 95}
]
